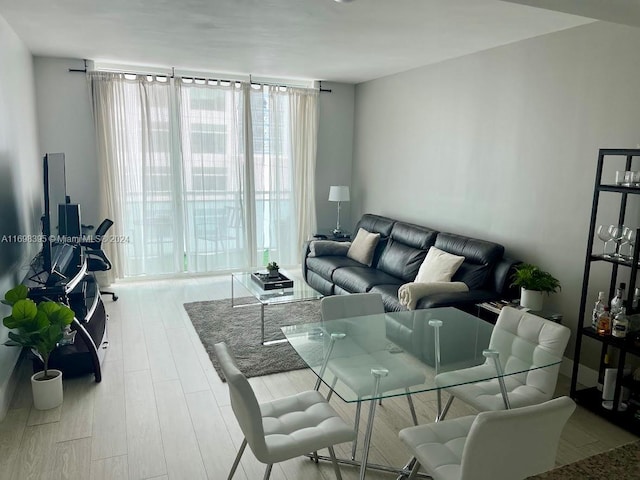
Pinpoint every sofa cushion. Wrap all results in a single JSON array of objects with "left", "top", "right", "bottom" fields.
[
  {"left": 370, "top": 284, "right": 405, "bottom": 312},
  {"left": 377, "top": 240, "right": 428, "bottom": 282},
  {"left": 306, "top": 256, "right": 362, "bottom": 280},
  {"left": 354, "top": 214, "right": 396, "bottom": 237},
  {"left": 333, "top": 266, "right": 403, "bottom": 293},
  {"left": 347, "top": 228, "right": 380, "bottom": 266},
  {"left": 435, "top": 233, "right": 505, "bottom": 288},
  {"left": 415, "top": 247, "right": 465, "bottom": 283},
  {"left": 389, "top": 221, "right": 438, "bottom": 249},
  {"left": 435, "top": 233, "right": 504, "bottom": 265},
  {"left": 376, "top": 221, "right": 438, "bottom": 281}
]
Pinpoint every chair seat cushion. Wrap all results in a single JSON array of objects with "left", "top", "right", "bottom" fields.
[
  {"left": 399, "top": 415, "right": 476, "bottom": 480},
  {"left": 436, "top": 364, "right": 549, "bottom": 411},
  {"left": 327, "top": 351, "right": 426, "bottom": 398},
  {"left": 260, "top": 390, "right": 354, "bottom": 463}
]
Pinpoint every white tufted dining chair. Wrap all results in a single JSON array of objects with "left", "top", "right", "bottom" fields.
[
  {"left": 399, "top": 396, "right": 576, "bottom": 480},
  {"left": 435, "top": 306, "right": 571, "bottom": 418},
  {"left": 213, "top": 342, "right": 355, "bottom": 480}
]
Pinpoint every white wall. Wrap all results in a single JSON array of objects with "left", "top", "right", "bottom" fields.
[
  {"left": 0, "top": 15, "right": 42, "bottom": 419},
  {"left": 33, "top": 57, "right": 100, "bottom": 228},
  {"left": 352, "top": 20, "right": 640, "bottom": 365}
]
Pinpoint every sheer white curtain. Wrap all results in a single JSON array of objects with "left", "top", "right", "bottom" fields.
[
  {"left": 177, "top": 80, "right": 250, "bottom": 272},
  {"left": 289, "top": 87, "right": 319, "bottom": 252},
  {"left": 90, "top": 72, "right": 319, "bottom": 278},
  {"left": 90, "top": 72, "right": 182, "bottom": 277}
]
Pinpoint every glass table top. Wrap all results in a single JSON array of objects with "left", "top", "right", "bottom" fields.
[
  {"left": 232, "top": 270, "right": 323, "bottom": 305},
  {"left": 282, "top": 307, "right": 563, "bottom": 403}
]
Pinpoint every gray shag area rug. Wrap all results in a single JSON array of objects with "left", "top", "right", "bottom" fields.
[{"left": 184, "top": 298, "right": 321, "bottom": 380}]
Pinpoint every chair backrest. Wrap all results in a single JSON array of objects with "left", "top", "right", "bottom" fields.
[
  {"left": 488, "top": 306, "right": 570, "bottom": 399},
  {"left": 460, "top": 396, "right": 575, "bottom": 480},
  {"left": 321, "top": 293, "right": 386, "bottom": 351},
  {"left": 321, "top": 293, "right": 385, "bottom": 321},
  {"left": 213, "top": 342, "right": 268, "bottom": 462},
  {"left": 94, "top": 218, "right": 114, "bottom": 240}
]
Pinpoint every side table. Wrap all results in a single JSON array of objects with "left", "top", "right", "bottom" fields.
[{"left": 476, "top": 300, "right": 562, "bottom": 324}]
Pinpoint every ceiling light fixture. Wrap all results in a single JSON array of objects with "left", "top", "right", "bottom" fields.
[{"left": 334, "top": 0, "right": 355, "bottom": 3}]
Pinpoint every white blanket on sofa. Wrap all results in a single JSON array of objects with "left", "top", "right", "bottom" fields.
[{"left": 398, "top": 282, "right": 469, "bottom": 310}]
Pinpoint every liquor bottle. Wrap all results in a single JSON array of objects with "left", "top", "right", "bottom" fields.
[
  {"left": 632, "top": 287, "right": 640, "bottom": 311},
  {"left": 613, "top": 305, "right": 630, "bottom": 339},
  {"left": 596, "top": 307, "right": 611, "bottom": 336},
  {"left": 591, "top": 291, "right": 606, "bottom": 329},
  {"left": 610, "top": 282, "right": 626, "bottom": 316}
]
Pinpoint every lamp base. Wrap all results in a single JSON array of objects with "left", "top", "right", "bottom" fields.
[{"left": 332, "top": 228, "right": 343, "bottom": 237}]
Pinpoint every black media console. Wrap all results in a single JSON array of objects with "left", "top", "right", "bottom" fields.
[{"left": 24, "top": 243, "right": 108, "bottom": 382}]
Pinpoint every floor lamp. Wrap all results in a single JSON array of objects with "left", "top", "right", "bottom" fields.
[{"left": 329, "top": 186, "right": 350, "bottom": 236}]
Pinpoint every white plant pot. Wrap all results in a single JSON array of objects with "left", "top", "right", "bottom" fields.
[
  {"left": 31, "top": 369, "right": 63, "bottom": 410},
  {"left": 520, "top": 288, "right": 544, "bottom": 311}
]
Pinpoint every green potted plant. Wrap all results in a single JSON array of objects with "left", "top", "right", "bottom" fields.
[
  {"left": 2, "top": 284, "right": 75, "bottom": 410},
  {"left": 511, "top": 263, "right": 561, "bottom": 310},
  {"left": 266, "top": 261, "right": 280, "bottom": 279}
]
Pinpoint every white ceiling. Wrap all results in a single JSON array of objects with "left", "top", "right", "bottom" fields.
[{"left": 0, "top": 0, "right": 596, "bottom": 84}]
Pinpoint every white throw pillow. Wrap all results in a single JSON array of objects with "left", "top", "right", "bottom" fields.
[
  {"left": 415, "top": 246, "right": 465, "bottom": 283},
  {"left": 347, "top": 228, "right": 380, "bottom": 266}
]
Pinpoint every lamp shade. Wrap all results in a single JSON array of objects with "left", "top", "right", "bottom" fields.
[{"left": 329, "top": 186, "right": 350, "bottom": 202}]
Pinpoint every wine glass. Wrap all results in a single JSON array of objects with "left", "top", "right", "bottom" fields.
[
  {"left": 597, "top": 225, "right": 613, "bottom": 257},
  {"left": 625, "top": 227, "right": 637, "bottom": 261},
  {"left": 608, "top": 225, "right": 625, "bottom": 258}
]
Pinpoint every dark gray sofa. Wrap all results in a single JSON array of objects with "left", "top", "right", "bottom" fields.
[
  {"left": 302, "top": 213, "right": 519, "bottom": 366},
  {"left": 303, "top": 213, "right": 519, "bottom": 312}
]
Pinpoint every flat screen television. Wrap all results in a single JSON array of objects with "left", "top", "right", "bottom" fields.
[{"left": 41, "top": 153, "right": 70, "bottom": 281}]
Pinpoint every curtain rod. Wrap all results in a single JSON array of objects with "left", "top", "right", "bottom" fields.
[{"left": 70, "top": 60, "right": 331, "bottom": 92}]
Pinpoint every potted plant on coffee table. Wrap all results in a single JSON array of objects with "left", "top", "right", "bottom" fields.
[
  {"left": 266, "top": 261, "right": 280, "bottom": 279},
  {"left": 2, "top": 284, "right": 75, "bottom": 410},
  {"left": 511, "top": 263, "right": 561, "bottom": 311}
]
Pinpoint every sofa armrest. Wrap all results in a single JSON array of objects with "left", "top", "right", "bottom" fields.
[
  {"left": 301, "top": 240, "right": 312, "bottom": 281},
  {"left": 490, "top": 256, "right": 521, "bottom": 298}
]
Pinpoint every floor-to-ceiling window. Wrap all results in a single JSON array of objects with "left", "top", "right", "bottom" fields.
[{"left": 90, "top": 73, "right": 318, "bottom": 278}]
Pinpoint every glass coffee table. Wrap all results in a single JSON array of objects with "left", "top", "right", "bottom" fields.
[{"left": 231, "top": 270, "right": 323, "bottom": 345}]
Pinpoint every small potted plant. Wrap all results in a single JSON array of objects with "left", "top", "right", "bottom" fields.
[
  {"left": 511, "top": 263, "right": 561, "bottom": 310},
  {"left": 2, "top": 284, "right": 75, "bottom": 410},
  {"left": 266, "top": 261, "right": 280, "bottom": 279}
]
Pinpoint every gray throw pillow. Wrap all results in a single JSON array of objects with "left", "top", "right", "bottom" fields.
[{"left": 347, "top": 228, "right": 380, "bottom": 266}]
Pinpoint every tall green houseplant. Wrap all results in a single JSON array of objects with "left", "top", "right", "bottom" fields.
[{"left": 2, "top": 284, "right": 75, "bottom": 379}]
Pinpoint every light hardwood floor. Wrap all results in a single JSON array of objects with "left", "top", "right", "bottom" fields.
[{"left": 0, "top": 274, "right": 637, "bottom": 480}]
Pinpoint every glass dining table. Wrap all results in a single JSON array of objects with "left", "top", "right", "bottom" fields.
[{"left": 282, "top": 307, "right": 563, "bottom": 480}]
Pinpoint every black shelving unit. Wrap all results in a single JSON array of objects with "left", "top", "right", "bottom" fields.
[{"left": 571, "top": 148, "right": 640, "bottom": 434}]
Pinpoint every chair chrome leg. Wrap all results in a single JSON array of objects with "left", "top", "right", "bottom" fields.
[
  {"left": 407, "top": 460, "right": 421, "bottom": 480},
  {"left": 437, "top": 395, "right": 454, "bottom": 422},
  {"left": 328, "top": 446, "right": 343, "bottom": 480},
  {"left": 326, "top": 377, "right": 338, "bottom": 401},
  {"left": 359, "top": 369, "right": 388, "bottom": 480},
  {"left": 263, "top": 464, "right": 273, "bottom": 480},
  {"left": 228, "top": 438, "right": 247, "bottom": 480},
  {"left": 351, "top": 400, "right": 362, "bottom": 460},
  {"left": 405, "top": 389, "right": 418, "bottom": 425}
]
